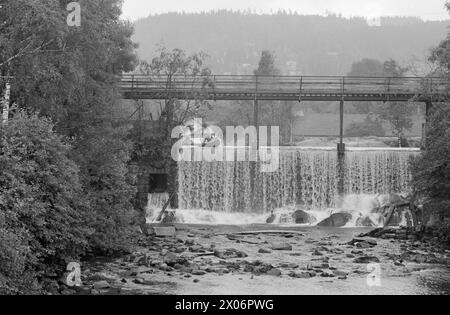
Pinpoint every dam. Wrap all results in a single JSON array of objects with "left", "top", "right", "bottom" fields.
[{"left": 147, "top": 147, "right": 418, "bottom": 225}]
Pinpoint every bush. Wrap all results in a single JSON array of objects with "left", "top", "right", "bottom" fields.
[
  {"left": 73, "top": 125, "right": 136, "bottom": 255},
  {"left": 0, "top": 111, "right": 88, "bottom": 293}
]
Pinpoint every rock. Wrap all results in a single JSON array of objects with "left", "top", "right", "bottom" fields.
[
  {"left": 258, "top": 248, "right": 272, "bottom": 254},
  {"left": 266, "top": 213, "right": 276, "bottom": 224},
  {"left": 356, "top": 216, "right": 377, "bottom": 227},
  {"left": 152, "top": 226, "right": 176, "bottom": 237},
  {"left": 92, "top": 281, "right": 110, "bottom": 290},
  {"left": 317, "top": 213, "right": 352, "bottom": 227},
  {"left": 320, "top": 271, "right": 335, "bottom": 278},
  {"left": 214, "top": 248, "right": 248, "bottom": 259},
  {"left": 290, "top": 271, "right": 315, "bottom": 278},
  {"left": 354, "top": 256, "right": 380, "bottom": 264},
  {"left": 332, "top": 270, "right": 349, "bottom": 277},
  {"left": 312, "top": 250, "right": 324, "bottom": 256},
  {"left": 253, "top": 266, "right": 267, "bottom": 274},
  {"left": 189, "top": 245, "right": 204, "bottom": 253},
  {"left": 191, "top": 270, "right": 207, "bottom": 276},
  {"left": 267, "top": 268, "right": 282, "bottom": 277},
  {"left": 348, "top": 239, "right": 377, "bottom": 248},
  {"left": 292, "top": 210, "right": 315, "bottom": 224},
  {"left": 133, "top": 278, "right": 155, "bottom": 285},
  {"left": 271, "top": 243, "right": 292, "bottom": 251},
  {"left": 163, "top": 252, "right": 188, "bottom": 267},
  {"left": 330, "top": 248, "right": 344, "bottom": 255}
]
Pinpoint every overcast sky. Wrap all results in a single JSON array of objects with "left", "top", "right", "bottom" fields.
[{"left": 122, "top": 0, "right": 450, "bottom": 21}]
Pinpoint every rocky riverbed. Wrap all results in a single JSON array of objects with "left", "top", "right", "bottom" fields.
[{"left": 59, "top": 225, "right": 450, "bottom": 295}]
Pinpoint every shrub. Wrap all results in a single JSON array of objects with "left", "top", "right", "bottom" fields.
[
  {"left": 72, "top": 125, "right": 136, "bottom": 255},
  {"left": 0, "top": 111, "right": 89, "bottom": 293}
]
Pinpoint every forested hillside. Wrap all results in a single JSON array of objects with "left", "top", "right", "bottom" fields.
[{"left": 133, "top": 11, "right": 450, "bottom": 75}]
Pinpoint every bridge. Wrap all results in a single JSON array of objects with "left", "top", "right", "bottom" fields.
[
  {"left": 121, "top": 74, "right": 448, "bottom": 102},
  {"left": 121, "top": 74, "right": 448, "bottom": 158}
]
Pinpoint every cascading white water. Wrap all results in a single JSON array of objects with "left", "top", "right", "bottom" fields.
[
  {"left": 178, "top": 148, "right": 417, "bottom": 218},
  {"left": 146, "top": 192, "right": 169, "bottom": 221}
]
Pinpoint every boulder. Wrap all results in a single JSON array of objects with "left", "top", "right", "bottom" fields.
[
  {"left": 258, "top": 248, "right": 272, "bottom": 254},
  {"left": 271, "top": 242, "right": 293, "bottom": 251},
  {"left": 353, "top": 256, "right": 380, "bottom": 264},
  {"left": 267, "top": 268, "right": 282, "bottom": 277},
  {"left": 292, "top": 210, "right": 315, "bottom": 224},
  {"left": 317, "top": 213, "right": 352, "bottom": 227},
  {"left": 266, "top": 213, "right": 276, "bottom": 224}
]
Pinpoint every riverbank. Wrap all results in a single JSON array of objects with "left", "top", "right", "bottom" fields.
[{"left": 64, "top": 225, "right": 450, "bottom": 295}]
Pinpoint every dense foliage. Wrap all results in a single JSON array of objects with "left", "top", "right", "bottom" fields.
[
  {"left": 411, "top": 2, "right": 450, "bottom": 244},
  {"left": 0, "top": 112, "right": 87, "bottom": 294},
  {"left": 1, "top": 0, "right": 138, "bottom": 293}
]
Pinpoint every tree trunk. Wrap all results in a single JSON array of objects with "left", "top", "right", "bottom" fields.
[{"left": 2, "top": 81, "right": 11, "bottom": 126}]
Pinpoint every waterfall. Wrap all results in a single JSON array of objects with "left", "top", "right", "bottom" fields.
[{"left": 177, "top": 148, "right": 418, "bottom": 215}]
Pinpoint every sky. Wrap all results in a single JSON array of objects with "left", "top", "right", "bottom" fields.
[{"left": 122, "top": 0, "right": 450, "bottom": 21}]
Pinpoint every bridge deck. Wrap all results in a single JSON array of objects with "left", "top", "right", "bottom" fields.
[{"left": 121, "top": 75, "right": 448, "bottom": 102}]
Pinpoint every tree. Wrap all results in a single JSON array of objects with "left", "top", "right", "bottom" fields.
[
  {"left": 346, "top": 58, "right": 414, "bottom": 144},
  {"left": 1, "top": 0, "right": 139, "bottom": 268},
  {"left": 0, "top": 111, "right": 88, "bottom": 294},
  {"left": 136, "top": 47, "right": 213, "bottom": 207},
  {"left": 348, "top": 58, "right": 385, "bottom": 77},
  {"left": 409, "top": 2, "right": 450, "bottom": 242},
  {"left": 378, "top": 59, "right": 414, "bottom": 146},
  {"left": 411, "top": 106, "right": 450, "bottom": 242},
  {"left": 347, "top": 59, "right": 385, "bottom": 114},
  {"left": 345, "top": 114, "right": 386, "bottom": 137},
  {"left": 254, "top": 51, "right": 280, "bottom": 76}
]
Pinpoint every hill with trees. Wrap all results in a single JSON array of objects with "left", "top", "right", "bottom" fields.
[{"left": 133, "top": 11, "right": 450, "bottom": 75}]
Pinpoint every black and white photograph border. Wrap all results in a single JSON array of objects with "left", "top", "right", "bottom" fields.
[{"left": 0, "top": 0, "right": 449, "bottom": 299}]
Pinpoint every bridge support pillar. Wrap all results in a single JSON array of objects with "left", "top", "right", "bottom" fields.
[
  {"left": 337, "top": 99, "right": 346, "bottom": 195},
  {"left": 253, "top": 99, "right": 259, "bottom": 149}
]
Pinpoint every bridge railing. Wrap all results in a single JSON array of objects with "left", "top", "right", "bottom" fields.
[{"left": 121, "top": 74, "right": 448, "bottom": 97}]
